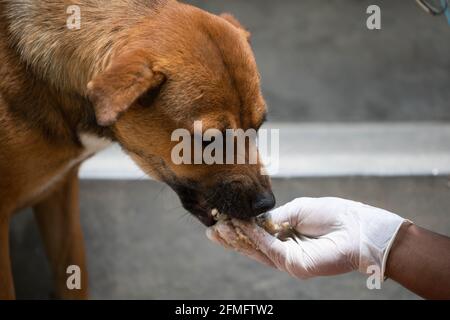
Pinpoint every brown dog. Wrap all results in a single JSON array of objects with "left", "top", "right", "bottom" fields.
[{"left": 0, "top": 0, "right": 274, "bottom": 299}]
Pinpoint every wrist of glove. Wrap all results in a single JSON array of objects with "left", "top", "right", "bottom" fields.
[{"left": 206, "top": 197, "right": 410, "bottom": 280}]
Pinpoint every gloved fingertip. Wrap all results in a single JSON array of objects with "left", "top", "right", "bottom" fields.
[
  {"left": 205, "top": 228, "right": 216, "bottom": 241},
  {"left": 230, "top": 218, "right": 259, "bottom": 234},
  {"left": 265, "top": 203, "right": 295, "bottom": 225},
  {"left": 231, "top": 219, "right": 273, "bottom": 247},
  {"left": 266, "top": 197, "right": 313, "bottom": 226},
  {"left": 206, "top": 227, "right": 235, "bottom": 250}
]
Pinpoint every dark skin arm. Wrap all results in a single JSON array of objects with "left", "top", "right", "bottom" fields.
[{"left": 386, "top": 223, "right": 450, "bottom": 300}]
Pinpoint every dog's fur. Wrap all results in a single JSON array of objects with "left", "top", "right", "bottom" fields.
[{"left": 0, "top": 0, "right": 272, "bottom": 299}]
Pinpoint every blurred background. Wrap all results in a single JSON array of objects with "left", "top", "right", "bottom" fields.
[{"left": 11, "top": 0, "right": 450, "bottom": 299}]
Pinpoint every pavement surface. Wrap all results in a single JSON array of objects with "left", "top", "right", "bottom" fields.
[{"left": 11, "top": 177, "right": 450, "bottom": 299}]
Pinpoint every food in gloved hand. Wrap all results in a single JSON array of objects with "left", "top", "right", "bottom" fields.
[
  {"left": 210, "top": 209, "right": 298, "bottom": 251},
  {"left": 255, "top": 213, "right": 289, "bottom": 236},
  {"left": 211, "top": 210, "right": 256, "bottom": 251},
  {"left": 256, "top": 213, "right": 299, "bottom": 241},
  {"left": 211, "top": 209, "right": 227, "bottom": 222}
]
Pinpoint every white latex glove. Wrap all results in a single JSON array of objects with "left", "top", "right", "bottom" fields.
[{"left": 206, "top": 197, "right": 409, "bottom": 280}]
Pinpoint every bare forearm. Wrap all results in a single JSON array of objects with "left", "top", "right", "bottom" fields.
[{"left": 386, "top": 223, "right": 450, "bottom": 299}]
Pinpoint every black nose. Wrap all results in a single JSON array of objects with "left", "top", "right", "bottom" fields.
[{"left": 252, "top": 191, "right": 276, "bottom": 216}]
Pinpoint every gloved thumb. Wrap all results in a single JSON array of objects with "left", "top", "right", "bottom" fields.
[{"left": 265, "top": 197, "right": 314, "bottom": 227}]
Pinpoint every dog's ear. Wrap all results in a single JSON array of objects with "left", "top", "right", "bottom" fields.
[
  {"left": 220, "top": 13, "right": 251, "bottom": 40},
  {"left": 87, "top": 50, "right": 165, "bottom": 127}
]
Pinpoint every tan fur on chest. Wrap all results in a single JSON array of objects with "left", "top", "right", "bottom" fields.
[
  {"left": 19, "top": 134, "right": 111, "bottom": 209},
  {"left": 0, "top": 118, "right": 111, "bottom": 212}
]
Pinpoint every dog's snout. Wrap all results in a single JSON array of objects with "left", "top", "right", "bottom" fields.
[{"left": 251, "top": 191, "right": 276, "bottom": 216}]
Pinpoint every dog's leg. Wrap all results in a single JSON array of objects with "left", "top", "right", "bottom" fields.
[
  {"left": 0, "top": 215, "right": 15, "bottom": 300},
  {"left": 33, "top": 167, "right": 89, "bottom": 300}
]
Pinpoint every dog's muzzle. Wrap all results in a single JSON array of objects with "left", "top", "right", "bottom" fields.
[{"left": 171, "top": 180, "right": 275, "bottom": 227}]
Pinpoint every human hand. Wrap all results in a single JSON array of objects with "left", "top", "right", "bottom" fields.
[{"left": 207, "top": 197, "right": 408, "bottom": 279}]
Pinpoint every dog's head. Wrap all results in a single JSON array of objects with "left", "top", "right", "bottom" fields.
[{"left": 87, "top": 3, "right": 274, "bottom": 226}]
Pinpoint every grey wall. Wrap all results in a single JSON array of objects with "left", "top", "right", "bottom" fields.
[{"left": 186, "top": 0, "right": 450, "bottom": 122}]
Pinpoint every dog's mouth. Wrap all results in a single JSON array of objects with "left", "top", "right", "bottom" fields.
[
  {"left": 195, "top": 208, "right": 245, "bottom": 227},
  {"left": 205, "top": 208, "right": 242, "bottom": 226},
  {"left": 180, "top": 198, "right": 233, "bottom": 227},
  {"left": 169, "top": 180, "right": 274, "bottom": 227},
  {"left": 176, "top": 194, "right": 216, "bottom": 226},
  {"left": 188, "top": 207, "right": 258, "bottom": 227},
  {"left": 192, "top": 208, "right": 217, "bottom": 227},
  {"left": 169, "top": 181, "right": 228, "bottom": 226},
  {"left": 179, "top": 196, "right": 273, "bottom": 227}
]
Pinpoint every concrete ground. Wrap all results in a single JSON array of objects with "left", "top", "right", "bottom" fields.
[
  {"left": 10, "top": 177, "right": 450, "bottom": 300},
  {"left": 185, "top": 0, "right": 450, "bottom": 122}
]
